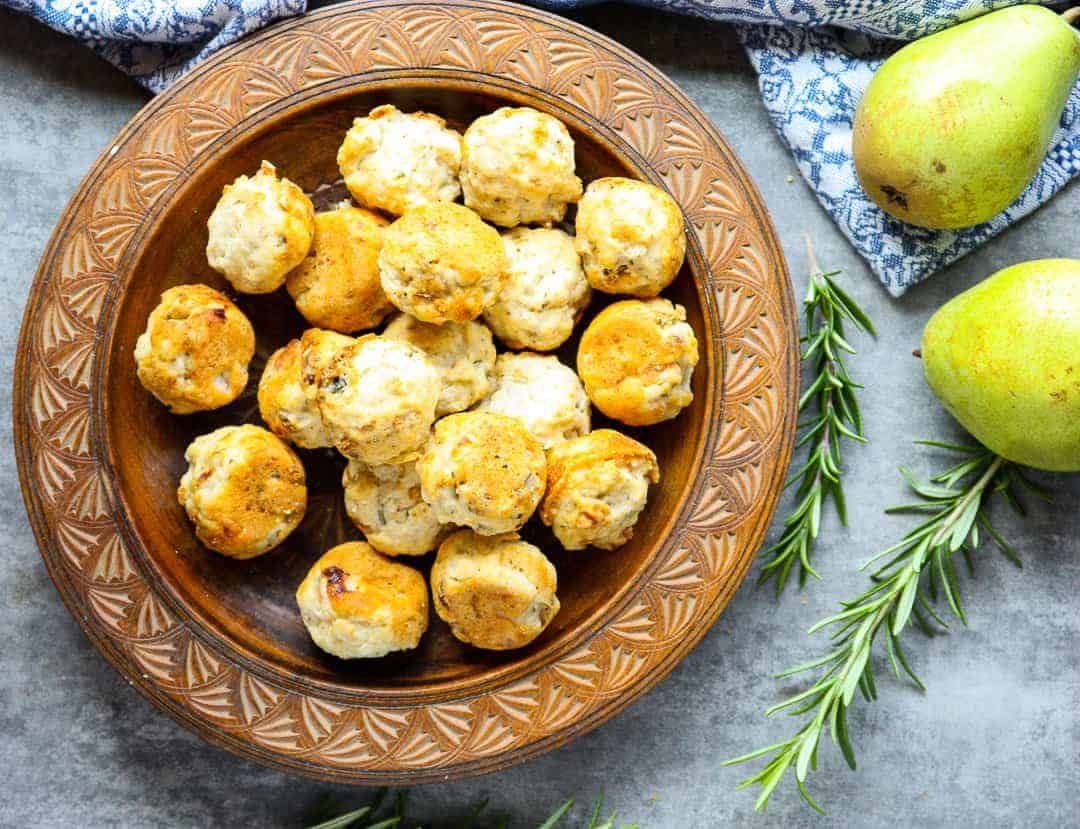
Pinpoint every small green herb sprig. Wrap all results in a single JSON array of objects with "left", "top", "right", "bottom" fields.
[
  {"left": 726, "top": 442, "right": 1048, "bottom": 812},
  {"left": 306, "top": 790, "right": 637, "bottom": 829},
  {"left": 759, "top": 237, "right": 876, "bottom": 595}
]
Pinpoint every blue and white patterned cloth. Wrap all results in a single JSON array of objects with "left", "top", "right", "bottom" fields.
[{"left": 7, "top": 0, "right": 1078, "bottom": 294}]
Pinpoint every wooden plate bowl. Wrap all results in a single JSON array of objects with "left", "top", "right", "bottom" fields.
[{"left": 14, "top": 0, "right": 797, "bottom": 783}]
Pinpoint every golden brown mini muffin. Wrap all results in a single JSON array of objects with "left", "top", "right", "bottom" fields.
[
  {"left": 342, "top": 459, "right": 448, "bottom": 557},
  {"left": 257, "top": 339, "right": 331, "bottom": 449},
  {"left": 296, "top": 541, "right": 429, "bottom": 659},
  {"left": 484, "top": 227, "right": 591, "bottom": 351},
  {"left": 286, "top": 204, "right": 393, "bottom": 333},
  {"left": 134, "top": 284, "right": 255, "bottom": 414},
  {"left": 431, "top": 530, "right": 559, "bottom": 650},
  {"left": 541, "top": 429, "right": 660, "bottom": 550},
  {"left": 177, "top": 424, "right": 306, "bottom": 559},
  {"left": 378, "top": 202, "right": 507, "bottom": 324},
  {"left": 337, "top": 104, "right": 463, "bottom": 216},
  {"left": 382, "top": 313, "right": 496, "bottom": 416},
  {"left": 316, "top": 336, "right": 440, "bottom": 464},
  {"left": 206, "top": 161, "right": 315, "bottom": 294},
  {"left": 417, "top": 411, "right": 546, "bottom": 535},
  {"left": 574, "top": 177, "right": 687, "bottom": 297},
  {"left": 475, "top": 352, "right": 590, "bottom": 450},
  {"left": 460, "top": 106, "right": 583, "bottom": 228},
  {"left": 577, "top": 298, "right": 699, "bottom": 426}
]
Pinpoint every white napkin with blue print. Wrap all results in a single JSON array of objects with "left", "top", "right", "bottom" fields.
[{"left": 8, "top": 0, "right": 1078, "bottom": 294}]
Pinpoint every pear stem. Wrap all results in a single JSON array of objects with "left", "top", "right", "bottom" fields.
[{"left": 1064, "top": 7, "right": 1080, "bottom": 25}]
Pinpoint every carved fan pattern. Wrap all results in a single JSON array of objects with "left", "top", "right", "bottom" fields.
[{"left": 15, "top": 0, "right": 796, "bottom": 782}]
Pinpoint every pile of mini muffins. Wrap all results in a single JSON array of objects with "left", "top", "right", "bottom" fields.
[{"left": 135, "top": 104, "right": 699, "bottom": 660}]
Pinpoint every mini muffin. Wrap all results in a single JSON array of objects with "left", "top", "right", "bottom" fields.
[
  {"left": 418, "top": 411, "right": 546, "bottom": 535},
  {"left": 378, "top": 202, "right": 507, "bottom": 324},
  {"left": 577, "top": 299, "right": 699, "bottom": 426},
  {"left": 575, "top": 177, "right": 686, "bottom": 297},
  {"left": 316, "top": 336, "right": 440, "bottom": 464},
  {"left": 475, "top": 352, "right": 590, "bottom": 450},
  {"left": 382, "top": 313, "right": 496, "bottom": 416},
  {"left": 541, "top": 429, "right": 660, "bottom": 550},
  {"left": 343, "top": 459, "right": 447, "bottom": 557},
  {"left": 430, "top": 530, "right": 559, "bottom": 651},
  {"left": 177, "top": 424, "right": 306, "bottom": 559},
  {"left": 460, "top": 106, "right": 583, "bottom": 227},
  {"left": 257, "top": 339, "right": 332, "bottom": 449},
  {"left": 484, "top": 227, "right": 591, "bottom": 351},
  {"left": 206, "top": 160, "right": 315, "bottom": 294},
  {"left": 337, "top": 104, "right": 463, "bottom": 216},
  {"left": 296, "top": 541, "right": 429, "bottom": 659},
  {"left": 298, "top": 328, "right": 355, "bottom": 407},
  {"left": 286, "top": 204, "right": 393, "bottom": 333},
  {"left": 134, "top": 284, "right": 255, "bottom": 414}
]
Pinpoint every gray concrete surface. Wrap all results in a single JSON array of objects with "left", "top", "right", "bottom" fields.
[{"left": 2, "top": 4, "right": 1078, "bottom": 827}]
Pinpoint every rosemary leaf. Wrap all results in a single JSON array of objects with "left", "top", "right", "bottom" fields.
[
  {"left": 758, "top": 237, "right": 875, "bottom": 595},
  {"left": 727, "top": 445, "right": 1033, "bottom": 812}
]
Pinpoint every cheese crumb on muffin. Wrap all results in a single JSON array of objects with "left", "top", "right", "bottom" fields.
[
  {"left": 475, "top": 352, "right": 590, "bottom": 450},
  {"left": 177, "top": 424, "right": 306, "bottom": 559},
  {"left": 296, "top": 541, "right": 429, "bottom": 659},
  {"left": 431, "top": 529, "right": 559, "bottom": 650},
  {"left": 574, "top": 177, "right": 686, "bottom": 297},
  {"left": 286, "top": 204, "right": 393, "bottom": 333},
  {"left": 257, "top": 338, "right": 332, "bottom": 449},
  {"left": 418, "top": 411, "right": 546, "bottom": 535},
  {"left": 484, "top": 227, "right": 591, "bottom": 351},
  {"left": 460, "top": 106, "right": 583, "bottom": 227},
  {"left": 577, "top": 298, "right": 699, "bottom": 426},
  {"left": 378, "top": 202, "right": 507, "bottom": 324},
  {"left": 206, "top": 160, "right": 315, "bottom": 294},
  {"left": 343, "top": 459, "right": 448, "bottom": 557},
  {"left": 541, "top": 429, "right": 660, "bottom": 550},
  {"left": 134, "top": 284, "right": 255, "bottom": 415},
  {"left": 337, "top": 105, "right": 462, "bottom": 216},
  {"left": 382, "top": 313, "right": 496, "bottom": 416},
  {"left": 316, "top": 336, "right": 440, "bottom": 464}
]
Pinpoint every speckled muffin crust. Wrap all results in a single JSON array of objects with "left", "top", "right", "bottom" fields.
[
  {"left": 342, "top": 459, "right": 448, "bottom": 557},
  {"left": 286, "top": 204, "right": 393, "bottom": 333},
  {"left": 378, "top": 202, "right": 507, "bottom": 324},
  {"left": 298, "top": 328, "right": 355, "bottom": 408},
  {"left": 460, "top": 106, "right": 583, "bottom": 227},
  {"left": 382, "top": 313, "right": 496, "bottom": 416},
  {"left": 484, "top": 227, "right": 591, "bottom": 351},
  {"left": 541, "top": 429, "right": 660, "bottom": 551},
  {"left": 577, "top": 298, "right": 699, "bottom": 426},
  {"left": 296, "top": 541, "right": 429, "bottom": 659},
  {"left": 430, "top": 529, "right": 559, "bottom": 651},
  {"left": 316, "top": 336, "right": 440, "bottom": 464},
  {"left": 475, "top": 352, "right": 591, "bottom": 450},
  {"left": 206, "top": 160, "right": 315, "bottom": 294},
  {"left": 337, "top": 105, "right": 463, "bottom": 216},
  {"left": 177, "top": 424, "right": 307, "bottom": 559},
  {"left": 574, "top": 177, "right": 687, "bottom": 297},
  {"left": 257, "top": 338, "right": 332, "bottom": 449},
  {"left": 417, "top": 411, "right": 547, "bottom": 535},
  {"left": 134, "top": 283, "right": 255, "bottom": 415}
]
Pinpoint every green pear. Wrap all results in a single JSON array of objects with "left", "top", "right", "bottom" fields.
[
  {"left": 853, "top": 5, "right": 1080, "bottom": 230},
  {"left": 922, "top": 259, "right": 1080, "bottom": 471}
]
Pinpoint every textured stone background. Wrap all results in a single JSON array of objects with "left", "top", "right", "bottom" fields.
[{"left": 1, "top": 4, "right": 1078, "bottom": 827}]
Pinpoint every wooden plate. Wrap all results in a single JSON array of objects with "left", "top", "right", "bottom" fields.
[{"left": 14, "top": 0, "right": 797, "bottom": 783}]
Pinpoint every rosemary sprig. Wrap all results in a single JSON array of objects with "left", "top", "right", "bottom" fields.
[
  {"left": 306, "top": 791, "right": 637, "bottom": 829},
  {"left": 759, "top": 237, "right": 875, "bottom": 595},
  {"left": 726, "top": 442, "right": 1049, "bottom": 812}
]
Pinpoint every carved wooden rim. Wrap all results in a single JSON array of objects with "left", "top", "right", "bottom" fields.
[{"left": 14, "top": 0, "right": 797, "bottom": 782}]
